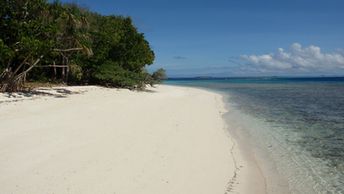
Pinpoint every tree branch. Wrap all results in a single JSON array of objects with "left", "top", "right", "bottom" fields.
[
  {"left": 15, "top": 55, "right": 44, "bottom": 81},
  {"left": 37, "top": 65, "right": 68, "bottom": 68},
  {"left": 53, "top": 48, "right": 83, "bottom": 52}
]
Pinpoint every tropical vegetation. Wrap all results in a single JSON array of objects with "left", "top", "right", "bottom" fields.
[{"left": 0, "top": 0, "right": 165, "bottom": 92}]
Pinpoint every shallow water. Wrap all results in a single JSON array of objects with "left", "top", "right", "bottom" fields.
[{"left": 166, "top": 77, "right": 344, "bottom": 194}]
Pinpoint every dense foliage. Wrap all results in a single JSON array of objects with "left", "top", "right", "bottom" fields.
[{"left": 0, "top": 0, "right": 164, "bottom": 92}]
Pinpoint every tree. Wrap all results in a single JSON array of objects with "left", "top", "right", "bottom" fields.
[
  {"left": 44, "top": 1, "right": 92, "bottom": 82},
  {"left": 0, "top": 0, "right": 157, "bottom": 92},
  {"left": 0, "top": 0, "right": 92, "bottom": 91},
  {"left": 85, "top": 15, "right": 155, "bottom": 88},
  {"left": 0, "top": 0, "right": 52, "bottom": 92}
]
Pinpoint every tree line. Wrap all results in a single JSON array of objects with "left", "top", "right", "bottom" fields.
[{"left": 0, "top": 0, "right": 166, "bottom": 92}]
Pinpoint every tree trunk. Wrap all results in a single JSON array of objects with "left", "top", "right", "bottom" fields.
[
  {"left": 0, "top": 56, "right": 43, "bottom": 92},
  {"left": 53, "top": 61, "right": 57, "bottom": 80}
]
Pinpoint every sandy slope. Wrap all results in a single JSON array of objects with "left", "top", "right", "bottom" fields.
[{"left": 0, "top": 85, "right": 260, "bottom": 194}]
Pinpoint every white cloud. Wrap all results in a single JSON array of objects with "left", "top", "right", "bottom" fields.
[{"left": 241, "top": 43, "right": 344, "bottom": 74}]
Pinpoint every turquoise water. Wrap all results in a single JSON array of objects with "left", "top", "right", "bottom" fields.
[{"left": 166, "top": 77, "right": 344, "bottom": 194}]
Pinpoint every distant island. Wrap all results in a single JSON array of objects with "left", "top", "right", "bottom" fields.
[{"left": 167, "top": 76, "right": 344, "bottom": 81}]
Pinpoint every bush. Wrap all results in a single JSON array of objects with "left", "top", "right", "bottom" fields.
[
  {"left": 93, "top": 61, "right": 144, "bottom": 89},
  {"left": 152, "top": 68, "right": 166, "bottom": 83},
  {"left": 69, "top": 63, "right": 83, "bottom": 82}
]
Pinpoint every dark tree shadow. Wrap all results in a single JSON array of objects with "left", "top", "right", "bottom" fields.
[{"left": 4, "top": 88, "right": 83, "bottom": 99}]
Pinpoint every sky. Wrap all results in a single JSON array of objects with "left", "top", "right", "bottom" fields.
[{"left": 61, "top": 0, "right": 344, "bottom": 77}]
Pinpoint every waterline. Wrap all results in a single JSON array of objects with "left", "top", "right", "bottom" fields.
[{"left": 166, "top": 77, "right": 344, "bottom": 193}]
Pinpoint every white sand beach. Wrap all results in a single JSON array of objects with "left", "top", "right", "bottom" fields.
[{"left": 0, "top": 85, "right": 265, "bottom": 194}]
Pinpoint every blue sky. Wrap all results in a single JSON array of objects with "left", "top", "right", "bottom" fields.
[{"left": 61, "top": 0, "right": 344, "bottom": 77}]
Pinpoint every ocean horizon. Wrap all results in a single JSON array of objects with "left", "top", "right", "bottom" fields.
[{"left": 166, "top": 77, "right": 344, "bottom": 193}]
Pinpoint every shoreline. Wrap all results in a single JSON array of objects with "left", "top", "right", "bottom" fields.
[
  {"left": 222, "top": 100, "right": 290, "bottom": 194},
  {"left": 0, "top": 85, "right": 261, "bottom": 194},
  {"left": 165, "top": 83, "right": 291, "bottom": 193}
]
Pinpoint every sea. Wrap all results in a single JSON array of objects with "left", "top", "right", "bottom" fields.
[{"left": 166, "top": 77, "right": 344, "bottom": 194}]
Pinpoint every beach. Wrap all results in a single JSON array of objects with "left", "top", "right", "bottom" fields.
[{"left": 0, "top": 85, "right": 263, "bottom": 194}]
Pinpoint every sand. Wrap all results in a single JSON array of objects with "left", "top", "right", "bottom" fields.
[{"left": 0, "top": 85, "right": 264, "bottom": 194}]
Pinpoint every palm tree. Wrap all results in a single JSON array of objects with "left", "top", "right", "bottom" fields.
[{"left": 50, "top": 2, "right": 92, "bottom": 82}]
